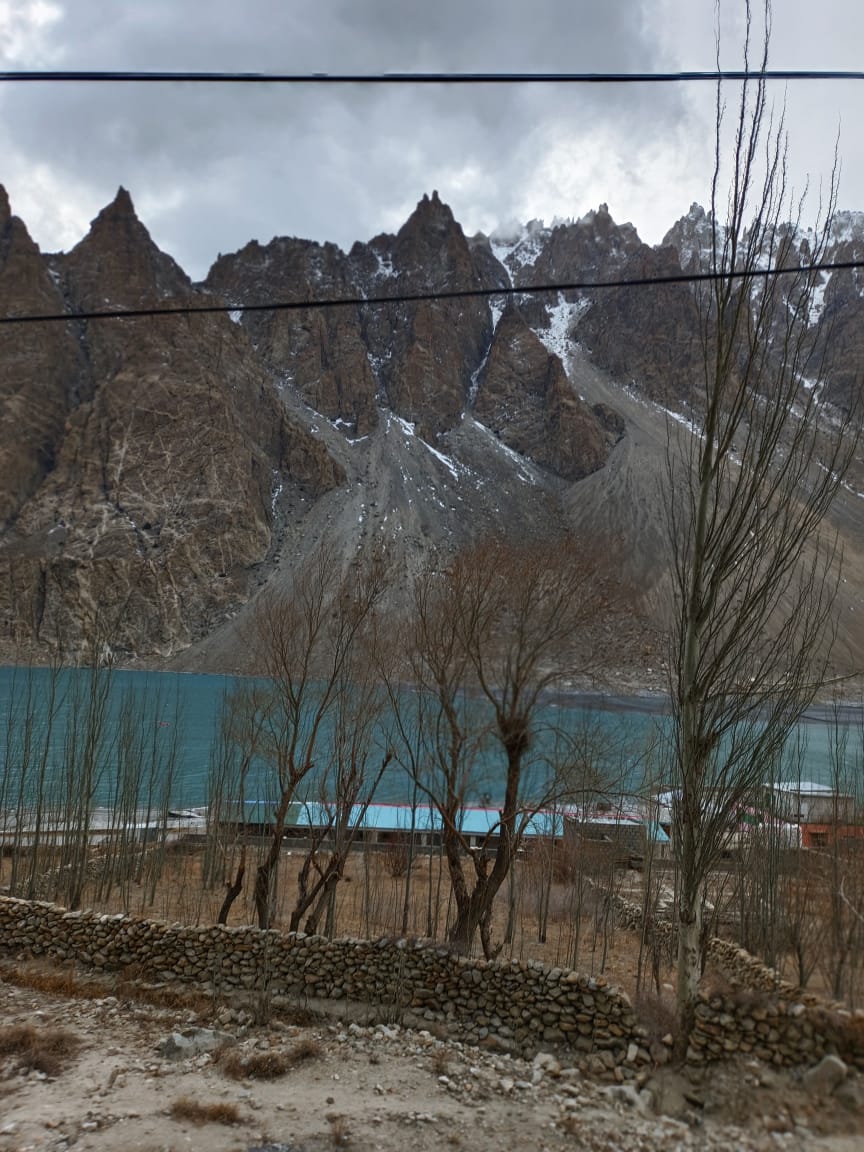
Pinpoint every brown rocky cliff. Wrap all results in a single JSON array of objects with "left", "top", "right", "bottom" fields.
[
  {"left": 810, "top": 226, "right": 864, "bottom": 413},
  {"left": 205, "top": 238, "right": 379, "bottom": 436},
  {"left": 361, "top": 192, "right": 492, "bottom": 438},
  {"left": 518, "top": 204, "right": 643, "bottom": 289},
  {"left": 207, "top": 192, "right": 493, "bottom": 443},
  {"left": 474, "top": 306, "right": 612, "bottom": 480},
  {"left": 0, "top": 191, "right": 342, "bottom": 657},
  {"left": 576, "top": 245, "right": 701, "bottom": 404},
  {"left": 0, "top": 185, "right": 84, "bottom": 529}
]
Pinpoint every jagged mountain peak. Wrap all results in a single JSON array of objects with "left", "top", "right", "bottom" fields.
[
  {"left": 85, "top": 185, "right": 152, "bottom": 243},
  {"left": 0, "top": 186, "right": 42, "bottom": 265},
  {"left": 6, "top": 186, "right": 864, "bottom": 676},
  {"left": 61, "top": 186, "right": 191, "bottom": 306},
  {"left": 396, "top": 190, "right": 461, "bottom": 244},
  {"left": 662, "top": 202, "right": 718, "bottom": 272},
  {"left": 104, "top": 185, "right": 135, "bottom": 217}
]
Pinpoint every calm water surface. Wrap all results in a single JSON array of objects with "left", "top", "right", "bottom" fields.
[{"left": 0, "top": 666, "right": 859, "bottom": 809}]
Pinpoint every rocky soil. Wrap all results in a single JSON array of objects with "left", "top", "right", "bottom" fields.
[{"left": 2, "top": 968, "right": 864, "bottom": 1152}]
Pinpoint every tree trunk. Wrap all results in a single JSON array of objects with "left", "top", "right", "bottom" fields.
[
  {"left": 448, "top": 890, "right": 487, "bottom": 954},
  {"left": 217, "top": 846, "right": 246, "bottom": 925},
  {"left": 675, "top": 887, "right": 702, "bottom": 1063}
]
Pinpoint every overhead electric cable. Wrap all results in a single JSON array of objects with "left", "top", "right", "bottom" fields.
[
  {"left": 1, "top": 69, "right": 863, "bottom": 85},
  {"left": 1, "top": 259, "right": 860, "bottom": 327}
]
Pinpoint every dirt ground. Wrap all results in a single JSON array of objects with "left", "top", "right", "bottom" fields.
[{"left": 1, "top": 962, "right": 864, "bottom": 1152}]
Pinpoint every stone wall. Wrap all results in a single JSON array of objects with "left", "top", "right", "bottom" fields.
[
  {"left": 0, "top": 896, "right": 649, "bottom": 1076},
  {"left": 688, "top": 990, "right": 864, "bottom": 1069},
  {"left": 2, "top": 894, "right": 862, "bottom": 1071},
  {"left": 607, "top": 888, "right": 817, "bottom": 998},
  {"left": 587, "top": 887, "right": 864, "bottom": 1069}
]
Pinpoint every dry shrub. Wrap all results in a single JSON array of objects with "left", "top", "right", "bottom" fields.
[
  {"left": 0, "top": 1023, "right": 81, "bottom": 1077},
  {"left": 382, "top": 835, "right": 411, "bottom": 879},
  {"left": 280, "top": 1005, "right": 320, "bottom": 1028},
  {"left": 169, "top": 1097, "right": 241, "bottom": 1126},
  {"left": 289, "top": 1036, "right": 324, "bottom": 1063},
  {"left": 633, "top": 991, "right": 676, "bottom": 1047},
  {"left": 329, "top": 1114, "right": 351, "bottom": 1146},
  {"left": 218, "top": 1036, "right": 322, "bottom": 1080}
]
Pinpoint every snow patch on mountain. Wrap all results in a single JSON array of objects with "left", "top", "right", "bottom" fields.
[
  {"left": 536, "top": 294, "right": 589, "bottom": 362},
  {"left": 490, "top": 219, "right": 550, "bottom": 272},
  {"left": 386, "top": 411, "right": 466, "bottom": 479},
  {"left": 829, "top": 211, "right": 864, "bottom": 246},
  {"left": 472, "top": 419, "right": 538, "bottom": 485}
]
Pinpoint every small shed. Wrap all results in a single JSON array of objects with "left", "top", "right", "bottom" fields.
[{"left": 762, "top": 781, "right": 855, "bottom": 825}]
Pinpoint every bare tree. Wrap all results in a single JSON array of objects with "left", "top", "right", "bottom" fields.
[
  {"left": 666, "top": 0, "right": 858, "bottom": 1055},
  {"left": 204, "top": 682, "right": 271, "bottom": 925},
  {"left": 390, "top": 536, "right": 617, "bottom": 958},
  {"left": 287, "top": 666, "right": 391, "bottom": 937},
  {"left": 246, "top": 545, "right": 389, "bottom": 930}
]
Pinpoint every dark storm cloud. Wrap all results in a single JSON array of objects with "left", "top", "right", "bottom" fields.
[{"left": 1, "top": 1, "right": 861, "bottom": 278}]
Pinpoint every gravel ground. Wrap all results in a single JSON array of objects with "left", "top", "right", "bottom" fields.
[{"left": 1, "top": 972, "right": 863, "bottom": 1152}]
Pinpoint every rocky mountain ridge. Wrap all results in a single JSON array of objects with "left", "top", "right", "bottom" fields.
[{"left": 2, "top": 185, "right": 864, "bottom": 676}]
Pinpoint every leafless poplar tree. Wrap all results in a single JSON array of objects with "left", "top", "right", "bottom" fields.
[
  {"left": 390, "top": 536, "right": 616, "bottom": 958},
  {"left": 666, "top": 0, "right": 858, "bottom": 1054},
  {"left": 247, "top": 545, "right": 389, "bottom": 930},
  {"left": 287, "top": 664, "right": 391, "bottom": 937}
]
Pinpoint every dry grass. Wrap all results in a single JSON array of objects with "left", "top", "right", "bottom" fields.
[
  {"left": 0, "top": 961, "right": 105, "bottom": 1000},
  {"left": 169, "top": 1096, "right": 241, "bottom": 1126},
  {"left": 0, "top": 1022, "right": 81, "bottom": 1076},
  {"left": 218, "top": 1035, "right": 323, "bottom": 1080},
  {"left": 328, "top": 1114, "right": 351, "bottom": 1146},
  {"left": 117, "top": 980, "right": 213, "bottom": 1015},
  {"left": 0, "top": 960, "right": 214, "bottom": 1017}
]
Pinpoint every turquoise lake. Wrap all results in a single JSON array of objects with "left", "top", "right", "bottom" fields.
[{"left": 0, "top": 666, "right": 861, "bottom": 810}]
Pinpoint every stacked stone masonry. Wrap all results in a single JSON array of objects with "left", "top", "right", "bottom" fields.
[
  {"left": 607, "top": 890, "right": 864, "bottom": 1067},
  {"left": 0, "top": 895, "right": 862, "bottom": 1071},
  {"left": 0, "top": 896, "right": 648, "bottom": 1075}
]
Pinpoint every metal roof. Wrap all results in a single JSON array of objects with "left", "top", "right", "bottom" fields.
[{"left": 231, "top": 799, "right": 667, "bottom": 840}]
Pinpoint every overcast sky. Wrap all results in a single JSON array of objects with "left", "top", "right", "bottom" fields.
[{"left": 1, "top": 0, "right": 862, "bottom": 279}]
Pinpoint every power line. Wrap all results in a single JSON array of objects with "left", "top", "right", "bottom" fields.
[
  {"left": 2, "top": 259, "right": 860, "bottom": 327},
  {"left": 2, "top": 69, "right": 864, "bottom": 85}
]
